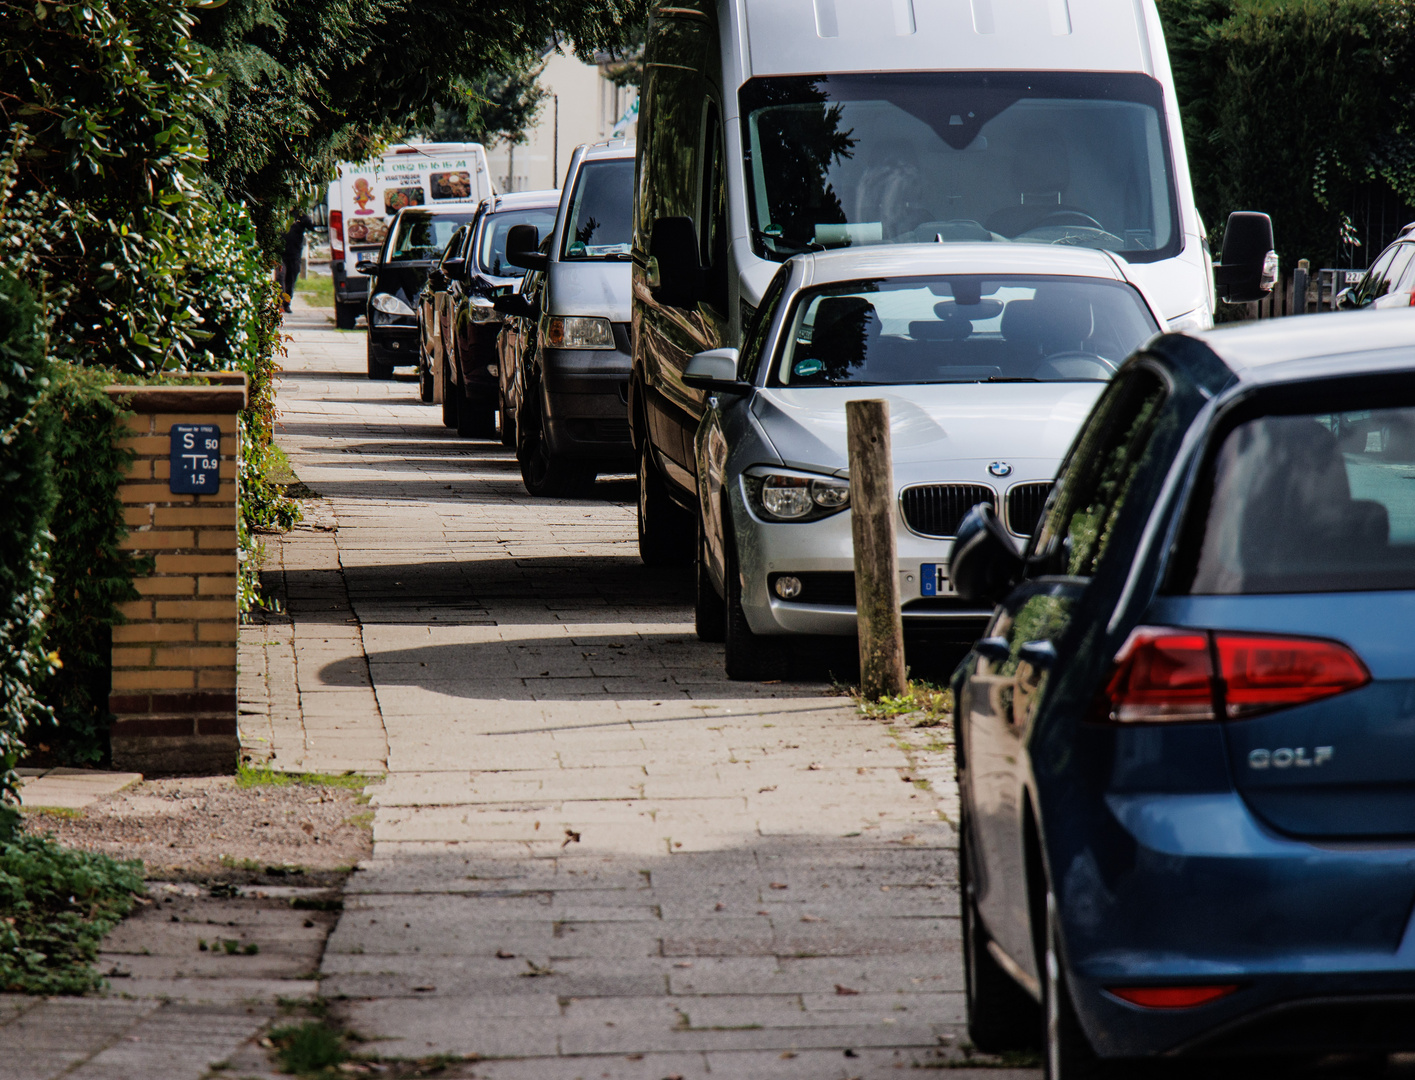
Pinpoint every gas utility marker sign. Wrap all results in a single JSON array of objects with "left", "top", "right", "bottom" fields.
[{"left": 169, "top": 424, "right": 221, "bottom": 494}]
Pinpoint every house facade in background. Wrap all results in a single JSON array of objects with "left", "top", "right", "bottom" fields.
[{"left": 487, "top": 47, "right": 638, "bottom": 193}]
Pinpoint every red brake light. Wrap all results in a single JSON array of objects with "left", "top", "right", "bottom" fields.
[
  {"left": 1102, "top": 628, "right": 1215, "bottom": 723},
  {"left": 1099, "top": 627, "right": 1368, "bottom": 724},
  {"left": 1215, "top": 633, "right": 1369, "bottom": 718},
  {"left": 330, "top": 209, "right": 345, "bottom": 260},
  {"left": 1108, "top": 985, "right": 1238, "bottom": 1009}
]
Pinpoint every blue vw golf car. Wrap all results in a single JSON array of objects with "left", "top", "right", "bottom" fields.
[{"left": 948, "top": 310, "right": 1415, "bottom": 1075}]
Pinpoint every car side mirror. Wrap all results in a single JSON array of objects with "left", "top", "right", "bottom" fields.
[
  {"left": 683, "top": 348, "right": 748, "bottom": 394},
  {"left": 1214, "top": 211, "right": 1278, "bottom": 303},
  {"left": 442, "top": 257, "right": 466, "bottom": 281},
  {"left": 355, "top": 255, "right": 378, "bottom": 275},
  {"left": 1336, "top": 286, "right": 1359, "bottom": 310},
  {"left": 648, "top": 216, "right": 702, "bottom": 309},
  {"left": 948, "top": 504, "right": 1023, "bottom": 604},
  {"left": 506, "top": 224, "right": 547, "bottom": 272},
  {"left": 492, "top": 293, "right": 534, "bottom": 318}
]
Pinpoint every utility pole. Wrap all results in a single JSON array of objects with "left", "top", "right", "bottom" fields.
[
  {"left": 553, "top": 95, "right": 560, "bottom": 187},
  {"left": 846, "top": 399, "right": 906, "bottom": 701}
]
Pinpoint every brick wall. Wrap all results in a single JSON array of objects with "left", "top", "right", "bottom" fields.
[{"left": 107, "top": 376, "right": 247, "bottom": 774}]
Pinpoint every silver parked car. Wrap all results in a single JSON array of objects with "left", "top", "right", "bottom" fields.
[{"left": 686, "top": 244, "right": 1165, "bottom": 679}]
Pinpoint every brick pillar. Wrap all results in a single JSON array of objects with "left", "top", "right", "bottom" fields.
[{"left": 107, "top": 375, "right": 247, "bottom": 774}]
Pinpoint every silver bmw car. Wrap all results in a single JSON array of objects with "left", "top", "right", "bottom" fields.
[{"left": 685, "top": 244, "right": 1166, "bottom": 679}]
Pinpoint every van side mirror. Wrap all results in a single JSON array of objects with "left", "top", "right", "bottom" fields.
[
  {"left": 1214, "top": 211, "right": 1278, "bottom": 303},
  {"left": 683, "top": 348, "right": 748, "bottom": 394},
  {"left": 506, "top": 224, "right": 547, "bottom": 272},
  {"left": 948, "top": 504, "right": 1023, "bottom": 604},
  {"left": 648, "top": 217, "right": 702, "bottom": 309}
]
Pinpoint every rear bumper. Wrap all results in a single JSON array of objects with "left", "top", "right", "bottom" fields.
[
  {"left": 333, "top": 263, "right": 368, "bottom": 304},
  {"left": 542, "top": 346, "right": 632, "bottom": 463},
  {"left": 1054, "top": 789, "right": 1415, "bottom": 1058}
]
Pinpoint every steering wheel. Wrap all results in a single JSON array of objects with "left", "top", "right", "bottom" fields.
[
  {"left": 1033, "top": 351, "right": 1118, "bottom": 380},
  {"left": 1028, "top": 211, "right": 1107, "bottom": 231}
]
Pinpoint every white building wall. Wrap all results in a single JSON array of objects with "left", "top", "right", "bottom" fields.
[{"left": 487, "top": 48, "right": 638, "bottom": 194}]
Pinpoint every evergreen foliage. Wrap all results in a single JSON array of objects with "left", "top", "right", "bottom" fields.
[{"left": 1160, "top": 0, "right": 1415, "bottom": 266}]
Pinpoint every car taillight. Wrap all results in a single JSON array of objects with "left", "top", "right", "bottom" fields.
[
  {"left": 1098, "top": 627, "right": 1368, "bottom": 724},
  {"left": 1107, "top": 985, "right": 1238, "bottom": 1009},
  {"left": 1216, "top": 633, "right": 1369, "bottom": 718},
  {"left": 330, "top": 210, "right": 344, "bottom": 260}
]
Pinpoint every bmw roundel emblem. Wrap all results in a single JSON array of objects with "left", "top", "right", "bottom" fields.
[{"left": 988, "top": 461, "right": 1012, "bottom": 477}]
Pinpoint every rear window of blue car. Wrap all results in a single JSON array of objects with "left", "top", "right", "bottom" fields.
[{"left": 1182, "top": 406, "right": 1415, "bottom": 594}]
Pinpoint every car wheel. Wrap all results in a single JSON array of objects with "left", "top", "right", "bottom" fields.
[
  {"left": 457, "top": 384, "right": 496, "bottom": 439},
  {"left": 695, "top": 511, "right": 726, "bottom": 643},
  {"left": 418, "top": 368, "right": 434, "bottom": 403},
  {"left": 335, "top": 302, "right": 358, "bottom": 330},
  {"left": 517, "top": 381, "right": 595, "bottom": 498},
  {"left": 723, "top": 523, "right": 784, "bottom": 681},
  {"left": 637, "top": 442, "right": 692, "bottom": 567},
  {"left": 961, "top": 813, "right": 1040, "bottom": 1053},
  {"left": 441, "top": 358, "right": 459, "bottom": 429},
  {"left": 366, "top": 339, "right": 393, "bottom": 381}
]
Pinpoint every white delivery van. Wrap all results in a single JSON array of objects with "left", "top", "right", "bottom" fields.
[
  {"left": 629, "top": 0, "right": 1275, "bottom": 558},
  {"left": 327, "top": 143, "right": 493, "bottom": 328}
]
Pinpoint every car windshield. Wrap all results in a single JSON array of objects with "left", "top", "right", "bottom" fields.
[
  {"left": 560, "top": 159, "right": 633, "bottom": 260},
  {"left": 479, "top": 207, "right": 558, "bottom": 277},
  {"left": 741, "top": 72, "right": 1178, "bottom": 263},
  {"left": 386, "top": 211, "right": 478, "bottom": 263},
  {"left": 770, "top": 275, "right": 1156, "bottom": 387},
  {"left": 1181, "top": 405, "right": 1415, "bottom": 594}
]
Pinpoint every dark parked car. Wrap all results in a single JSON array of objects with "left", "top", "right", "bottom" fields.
[
  {"left": 948, "top": 309, "right": 1415, "bottom": 1075},
  {"left": 1339, "top": 223, "right": 1415, "bottom": 310},
  {"left": 494, "top": 240, "right": 549, "bottom": 450},
  {"left": 416, "top": 223, "right": 472, "bottom": 404},
  {"left": 362, "top": 206, "right": 479, "bottom": 379},
  {"left": 417, "top": 190, "right": 559, "bottom": 437}
]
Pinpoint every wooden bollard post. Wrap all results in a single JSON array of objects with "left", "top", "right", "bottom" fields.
[{"left": 846, "top": 399, "right": 906, "bottom": 701}]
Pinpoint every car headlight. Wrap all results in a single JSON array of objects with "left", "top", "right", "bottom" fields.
[
  {"left": 546, "top": 315, "right": 614, "bottom": 349},
  {"left": 469, "top": 295, "right": 501, "bottom": 324},
  {"left": 371, "top": 293, "right": 416, "bottom": 318},
  {"left": 1165, "top": 307, "right": 1212, "bottom": 334},
  {"left": 744, "top": 467, "right": 850, "bottom": 522}
]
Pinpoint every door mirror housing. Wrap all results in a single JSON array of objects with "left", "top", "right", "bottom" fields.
[
  {"left": 355, "top": 254, "right": 379, "bottom": 275},
  {"left": 1214, "top": 211, "right": 1278, "bottom": 303},
  {"left": 683, "top": 348, "right": 748, "bottom": 393},
  {"left": 491, "top": 292, "right": 534, "bottom": 318},
  {"left": 441, "top": 257, "right": 466, "bottom": 281},
  {"left": 948, "top": 503, "right": 1023, "bottom": 604},
  {"left": 648, "top": 217, "right": 702, "bottom": 309},
  {"left": 506, "top": 224, "right": 547, "bottom": 272},
  {"left": 1336, "top": 286, "right": 1360, "bottom": 310}
]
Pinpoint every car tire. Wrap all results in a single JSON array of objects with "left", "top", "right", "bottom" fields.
[
  {"left": 335, "top": 302, "right": 358, "bottom": 331},
  {"left": 441, "top": 358, "right": 459, "bottom": 429},
  {"left": 457, "top": 384, "right": 496, "bottom": 439},
  {"left": 418, "top": 368, "right": 434, "bottom": 403},
  {"left": 723, "top": 523, "right": 784, "bottom": 681},
  {"left": 961, "top": 814, "right": 1040, "bottom": 1053},
  {"left": 366, "top": 339, "right": 393, "bottom": 381},
  {"left": 518, "top": 381, "right": 595, "bottom": 498},
  {"left": 637, "top": 442, "right": 692, "bottom": 567},
  {"left": 497, "top": 388, "right": 516, "bottom": 447},
  {"left": 695, "top": 512, "right": 726, "bottom": 643}
]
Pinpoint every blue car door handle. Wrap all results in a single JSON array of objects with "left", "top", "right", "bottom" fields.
[
  {"left": 976, "top": 636, "right": 1011, "bottom": 663},
  {"left": 1018, "top": 640, "right": 1058, "bottom": 669}
]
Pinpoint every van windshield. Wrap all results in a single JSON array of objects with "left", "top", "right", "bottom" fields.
[
  {"left": 560, "top": 159, "right": 634, "bottom": 260},
  {"left": 741, "top": 72, "right": 1178, "bottom": 263},
  {"left": 385, "top": 210, "right": 478, "bottom": 263}
]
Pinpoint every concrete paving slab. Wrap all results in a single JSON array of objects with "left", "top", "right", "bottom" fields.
[{"left": 16, "top": 769, "right": 142, "bottom": 810}]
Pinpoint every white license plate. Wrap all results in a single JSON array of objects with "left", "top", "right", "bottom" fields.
[{"left": 919, "top": 563, "right": 956, "bottom": 597}]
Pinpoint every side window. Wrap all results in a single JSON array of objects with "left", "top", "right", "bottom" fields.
[
  {"left": 738, "top": 268, "right": 790, "bottom": 383},
  {"left": 441, "top": 227, "right": 466, "bottom": 269},
  {"left": 1031, "top": 368, "right": 1167, "bottom": 578},
  {"left": 1397, "top": 244, "right": 1415, "bottom": 293},
  {"left": 1359, "top": 246, "right": 1398, "bottom": 303},
  {"left": 700, "top": 103, "right": 729, "bottom": 312},
  {"left": 1378, "top": 244, "right": 1415, "bottom": 298}
]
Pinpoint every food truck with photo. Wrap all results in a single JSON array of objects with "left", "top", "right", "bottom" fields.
[{"left": 326, "top": 143, "right": 493, "bottom": 328}]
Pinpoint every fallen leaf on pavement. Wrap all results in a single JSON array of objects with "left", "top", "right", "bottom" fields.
[
  {"left": 779, "top": 1051, "right": 797, "bottom": 1059},
  {"left": 496, "top": 950, "right": 515, "bottom": 959},
  {"left": 674, "top": 961, "right": 693, "bottom": 968},
  {"left": 562, "top": 829, "right": 581, "bottom": 847},
  {"left": 769, "top": 882, "right": 788, "bottom": 889},
  {"left": 835, "top": 984, "right": 860, "bottom": 995},
  {"left": 800, "top": 914, "right": 822, "bottom": 922},
  {"left": 713, "top": 902, "right": 726, "bottom": 911}
]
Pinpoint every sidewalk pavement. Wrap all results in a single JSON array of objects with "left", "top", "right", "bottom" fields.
[{"left": 244, "top": 320, "right": 1025, "bottom": 1079}]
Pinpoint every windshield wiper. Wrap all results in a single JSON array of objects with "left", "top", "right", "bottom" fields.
[
  {"left": 752, "top": 229, "right": 818, "bottom": 255},
  {"left": 986, "top": 376, "right": 1040, "bottom": 382}
]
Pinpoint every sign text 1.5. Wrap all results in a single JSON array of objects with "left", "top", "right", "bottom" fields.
[{"left": 169, "top": 424, "right": 221, "bottom": 494}]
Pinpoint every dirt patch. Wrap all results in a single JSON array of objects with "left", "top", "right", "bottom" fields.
[{"left": 22, "top": 774, "right": 374, "bottom": 884}]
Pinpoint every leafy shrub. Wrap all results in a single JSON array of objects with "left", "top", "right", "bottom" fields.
[{"left": 0, "top": 831, "right": 144, "bottom": 995}]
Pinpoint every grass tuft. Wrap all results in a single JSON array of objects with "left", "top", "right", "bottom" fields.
[
  {"left": 852, "top": 680, "right": 953, "bottom": 725},
  {"left": 267, "top": 1019, "right": 347, "bottom": 1075},
  {"left": 236, "top": 764, "right": 375, "bottom": 791}
]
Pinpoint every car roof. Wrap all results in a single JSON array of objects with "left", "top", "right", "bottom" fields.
[
  {"left": 796, "top": 243, "right": 1128, "bottom": 286},
  {"left": 1184, "top": 310, "right": 1415, "bottom": 386},
  {"left": 394, "top": 204, "right": 481, "bottom": 217},
  {"left": 485, "top": 189, "right": 560, "bottom": 212},
  {"left": 578, "top": 138, "right": 636, "bottom": 162}
]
